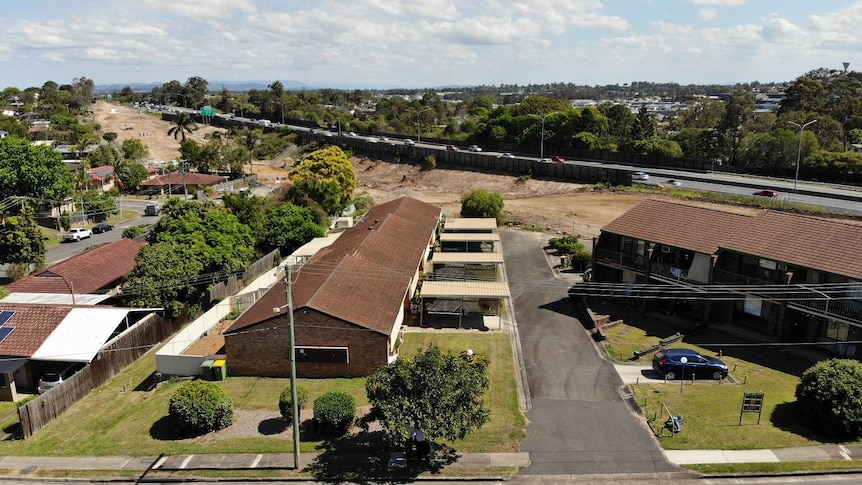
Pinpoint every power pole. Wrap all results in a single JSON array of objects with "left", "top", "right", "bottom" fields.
[{"left": 283, "top": 264, "right": 301, "bottom": 469}]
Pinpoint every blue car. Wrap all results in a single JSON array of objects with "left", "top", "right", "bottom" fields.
[{"left": 652, "top": 348, "right": 728, "bottom": 380}]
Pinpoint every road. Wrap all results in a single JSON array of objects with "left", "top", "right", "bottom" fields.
[{"left": 501, "top": 229, "right": 683, "bottom": 476}]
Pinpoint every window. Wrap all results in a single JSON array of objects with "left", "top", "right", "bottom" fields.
[{"left": 296, "top": 346, "right": 349, "bottom": 364}]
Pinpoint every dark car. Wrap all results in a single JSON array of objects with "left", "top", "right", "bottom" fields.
[
  {"left": 753, "top": 189, "right": 780, "bottom": 198},
  {"left": 652, "top": 348, "right": 728, "bottom": 380},
  {"left": 446, "top": 145, "right": 459, "bottom": 151},
  {"left": 92, "top": 223, "right": 114, "bottom": 234}
]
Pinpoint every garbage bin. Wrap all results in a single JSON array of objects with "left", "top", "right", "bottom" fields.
[
  {"left": 211, "top": 359, "right": 227, "bottom": 381},
  {"left": 200, "top": 359, "right": 215, "bottom": 381}
]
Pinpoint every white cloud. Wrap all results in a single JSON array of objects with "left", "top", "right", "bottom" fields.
[
  {"left": 760, "top": 17, "right": 808, "bottom": 43},
  {"left": 690, "top": 0, "right": 748, "bottom": 5},
  {"left": 698, "top": 8, "right": 718, "bottom": 21},
  {"left": 138, "top": 0, "right": 257, "bottom": 20}
]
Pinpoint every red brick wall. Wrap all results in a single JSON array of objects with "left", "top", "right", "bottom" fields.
[{"left": 224, "top": 309, "right": 391, "bottom": 378}]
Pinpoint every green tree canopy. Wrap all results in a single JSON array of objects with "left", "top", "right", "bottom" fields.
[
  {"left": 0, "top": 137, "right": 73, "bottom": 202},
  {"left": 114, "top": 160, "right": 149, "bottom": 193},
  {"left": 0, "top": 206, "right": 46, "bottom": 269},
  {"left": 460, "top": 188, "right": 504, "bottom": 225},
  {"left": 121, "top": 138, "right": 149, "bottom": 161},
  {"left": 287, "top": 146, "right": 356, "bottom": 215},
  {"left": 366, "top": 345, "right": 490, "bottom": 444},
  {"left": 796, "top": 359, "right": 862, "bottom": 439},
  {"left": 258, "top": 202, "right": 326, "bottom": 256}
]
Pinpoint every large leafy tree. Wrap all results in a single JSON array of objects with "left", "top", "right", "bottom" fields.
[
  {"left": 0, "top": 137, "right": 73, "bottom": 202},
  {"left": 113, "top": 160, "right": 149, "bottom": 193},
  {"left": 168, "top": 112, "right": 198, "bottom": 141},
  {"left": 796, "top": 359, "right": 862, "bottom": 439},
  {"left": 121, "top": 138, "right": 149, "bottom": 161},
  {"left": 0, "top": 206, "right": 46, "bottom": 270},
  {"left": 779, "top": 76, "right": 827, "bottom": 115},
  {"left": 258, "top": 202, "right": 326, "bottom": 255},
  {"left": 366, "top": 345, "right": 490, "bottom": 445},
  {"left": 222, "top": 193, "right": 274, "bottom": 241},
  {"left": 460, "top": 188, "right": 504, "bottom": 225},
  {"left": 287, "top": 145, "right": 356, "bottom": 215}
]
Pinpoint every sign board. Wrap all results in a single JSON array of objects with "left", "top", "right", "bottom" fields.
[
  {"left": 200, "top": 106, "right": 215, "bottom": 116},
  {"left": 739, "top": 392, "right": 765, "bottom": 425}
]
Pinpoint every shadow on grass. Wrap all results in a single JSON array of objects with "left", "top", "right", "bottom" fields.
[
  {"left": 149, "top": 415, "right": 211, "bottom": 441},
  {"left": 258, "top": 417, "right": 287, "bottom": 436},
  {"left": 770, "top": 401, "right": 847, "bottom": 444}
]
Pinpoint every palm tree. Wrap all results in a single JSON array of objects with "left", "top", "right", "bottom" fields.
[{"left": 167, "top": 112, "right": 198, "bottom": 141}]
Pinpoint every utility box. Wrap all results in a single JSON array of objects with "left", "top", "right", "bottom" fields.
[
  {"left": 211, "top": 360, "right": 227, "bottom": 381},
  {"left": 200, "top": 359, "right": 215, "bottom": 381}
]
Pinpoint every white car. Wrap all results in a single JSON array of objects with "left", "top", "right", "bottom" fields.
[
  {"left": 63, "top": 228, "right": 92, "bottom": 242},
  {"left": 497, "top": 152, "right": 515, "bottom": 159},
  {"left": 632, "top": 171, "right": 650, "bottom": 181},
  {"left": 404, "top": 139, "right": 416, "bottom": 145},
  {"left": 468, "top": 145, "right": 482, "bottom": 152},
  {"left": 664, "top": 179, "right": 683, "bottom": 186}
]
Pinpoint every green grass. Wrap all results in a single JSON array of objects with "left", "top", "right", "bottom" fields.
[
  {"left": 602, "top": 323, "right": 663, "bottom": 361},
  {"left": 687, "top": 460, "right": 862, "bottom": 474},
  {"left": 0, "top": 332, "right": 524, "bottom": 457}
]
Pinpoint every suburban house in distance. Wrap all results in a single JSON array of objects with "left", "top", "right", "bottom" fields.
[
  {"left": 574, "top": 199, "right": 862, "bottom": 358},
  {"left": 138, "top": 172, "right": 226, "bottom": 196},
  {"left": 223, "top": 197, "right": 442, "bottom": 378}
]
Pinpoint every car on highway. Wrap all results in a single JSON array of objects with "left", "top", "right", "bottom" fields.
[
  {"left": 63, "top": 227, "right": 92, "bottom": 242},
  {"left": 652, "top": 348, "right": 728, "bottom": 380},
  {"left": 403, "top": 139, "right": 416, "bottom": 145},
  {"left": 632, "top": 171, "right": 650, "bottom": 181},
  {"left": 309, "top": 128, "right": 318, "bottom": 135},
  {"left": 664, "top": 179, "right": 682, "bottom": 186},
  {"left": 497, "top": 152, "right": 515, "bottom": 159},
  {"left": 551, "top": 156, "right": 565, "bottom": 162},
  {"left": 345, "top": 131, "right": 357, "bottom": 137},
  {"left": 753, "top": 189, "right": 780, "bottom": 198},
  {"left": 540, "top": 158, "right": 552, "bottom": 163},
  {"left": 38, "top": 362, "right": 86, "bottom": 394},
  {"left": 446, "top": 145, "right": 459, "bottom": 151},
  {"left": 378, "top": 135, "right": 390, "bottom": 142},
  {"left": 467, "top": 145, "right": 482, "bottom": 152},
  {"left": 92, "top": 223, "right": 114, "bottom": 234}
]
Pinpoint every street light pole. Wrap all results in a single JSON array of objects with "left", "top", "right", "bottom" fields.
[
  {"left": 539, "top": 112, "right": 559, "bottom": 161},
  {"left": 788, "top": 119, "right": 817, "bottom": 192},
  {"left": 282, "top": 264, "right": 301, "bottom": 469},
  {"left": 407, "top": 108, "right": 432, "bottom": 142}
]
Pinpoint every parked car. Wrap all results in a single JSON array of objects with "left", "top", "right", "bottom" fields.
[
  {"left": 63, "top": 227, "right": 92, "bottom": 242},
  {"left": 497, "top": 152, "right": 515, "bottom": 159},
  {"left": 467, "top": 145, "right": 482, "bottom": 152},
  {"left": 551, "top": 156, "right": 565, "bottom": 162},
  {"left": 664, "top": 179, "right": 682, "bottom": 186},
  {"left": 92, "top": 223, "right": 114, "bottom": 234},
  {"left": 753, "top": 189, "right": 780, "bottom": 198},
  {"left": 446, "top": 145, "right": 459, "bottom": 151},
  {"left": 652, "top": 348, "right": 728, "bottom": 380},
  {"left": 632, "top": 171, "right": 650, "bottom": 181},
  {"left": 403, "top": 139, "right": 416, "bottom": 145},
  {"left": 38, "top": 362, "right": 86, "bottom": 394}
]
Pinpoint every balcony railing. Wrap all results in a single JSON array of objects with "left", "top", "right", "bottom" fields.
[
  {"left": 713, "top": 269, "right": 774, "bottom": 287},
  {"left": 594, "top": 248, "right": 647, "bottom": 270}
]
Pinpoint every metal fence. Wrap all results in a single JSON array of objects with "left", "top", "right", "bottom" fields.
[{"left": 209, "top": 249, "right": 280, "bottom": 302}]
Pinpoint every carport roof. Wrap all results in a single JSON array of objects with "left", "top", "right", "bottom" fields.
[
  {"left": 443, "top": 218, "right": 497, "bottom": 231},
  {"left": 420, "top": 281, "right": 510, "bottom": 299},
  {"left": 431, "top": 253, "right": 505, "bottom": 264},
  {"left": 439, "top": 233, "right": 501, "bottom": 243}
]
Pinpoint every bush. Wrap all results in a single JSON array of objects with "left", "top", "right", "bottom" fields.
[
  {"left": 796, "top": 359, "right": 862, "bottom": 439},
  {"left": 278, "top": 385, "right": 309, "bottom": 425},
  {"left": 548, "top": 235, "right": 584, "bottom": 255},
  {"left": 313, "top": 391, "right": 356, "bottom": 435},
  {"left": 424, "top": 154, "right": 437, "bottom": 171},
  {"left": 122, "top": 225, "right": 145, "bottom": 239},
  {"left": 168, "top": 380, "right": 234, "bottom": 435}
]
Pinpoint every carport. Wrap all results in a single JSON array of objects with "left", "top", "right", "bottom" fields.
[
  {"left": 419, "top": 280, "right": 510, "bottom": 330},
  {"left": 443, "top": 218, "right": 497, "bottom": 233},
  {"left": 438, "top": 232, "right": 501, "bottom": 253},
  {"left": 429, "top": 252, "right": 504, "bottom": 281}
]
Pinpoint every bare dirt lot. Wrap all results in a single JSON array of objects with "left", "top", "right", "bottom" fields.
[{"left": 92, "top": 100, "right": 757, "bottom": 238}]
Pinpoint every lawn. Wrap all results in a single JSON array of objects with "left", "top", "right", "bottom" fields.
[{"left": 0, "top": 332, "right": 524, "bottom": 456}]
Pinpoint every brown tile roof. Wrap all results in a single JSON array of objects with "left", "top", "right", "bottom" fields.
[
  {"left": 602, "top": 199, "right": 753, "bottom": 255},
  {"left": 139, "top": 172, "right": 226, "bottom": 187},
  {"left": 6, "top": 238, "right": 145, "bottom": 295},
  {"left": 0, "top": 304, "right": 70, "bottom": 357},
  {"left": 722, "top": 211, "right": 862, "bottom": 280},
  {"left": 226, "top": 197, "right": 441, "bottom": 335}
]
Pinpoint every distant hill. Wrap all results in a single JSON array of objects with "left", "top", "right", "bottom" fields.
[{"left": 95, "top": 80, "right": 307, "bottom": 94}]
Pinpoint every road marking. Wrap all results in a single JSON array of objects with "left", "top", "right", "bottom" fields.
[
  {"left": 152, "top": 456, "right": 167, "bottom": 469},
  {"left": 251, "top": 454, "right": 263, "bottom": 468},
  {"left": 180, "top": 455, "right": 194, "bottom": 469},
  {"left": 839, "top": 445, "right": 852, "bottom": 460}
]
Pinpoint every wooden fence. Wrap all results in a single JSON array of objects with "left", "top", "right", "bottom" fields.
[
  {"left": 208, "top": 249, "right": 280, "bottom": 302},
  {"left": 18, "top": 312, "right": 186, "bottom": 438}
]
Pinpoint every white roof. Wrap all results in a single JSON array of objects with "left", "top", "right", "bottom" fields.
[
  {"left": 286, "top": 233, "right": 341, "bottom": 263},
  {"left": 439, "top": 233, "right": 501, "bottom": 243},
  {"left": 432, "top": 253, "right": 504, "bottom": 264},
  {"left": 420, "top": 281, "right": 510, "bottom": 299},
  {"left": 443, "top": 218, "right": 497, "bottom": 231},
  {"left": 31, "top": 308, "right": 131, "bottom": 362},
  {"left": 0, "top": 292, "right": 111, "bottom": 305}
]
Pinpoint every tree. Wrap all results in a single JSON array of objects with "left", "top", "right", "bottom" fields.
[
  {"left": 460, "top": 189, "right": 504, "bottom": 225},
  {"left": 0, "top": 206, "right": 46, "bottom": 270},
  {"left": 630, "top": 105, "right": 656, "bottom": 141},
  {"left": 168, "top": 380, "right": 234, "bottom": 435},
  {"left": 366, "top": 345, "right": 490, "bottom": 445},
  {"left": 278, "top": 385, "right": 309, "bottom": 425},
  {"left": 121, "top": 138, "right": 149, "bottom": 161},
  {"left": 81, "top": 189, "right": 118, "bottom": 221},
  {"left": 258, "top": 202, "right": 325, "bottom": 255},
  {"left": 287, "top": 146, "right": 357, "bottom": 215},
  {"left": 102, "top": 132, "right": 118, "bottom": 144},
  {"left": 780, "top": 76, "right": 827, "bottom": 114},
  {"left": 114, "top": 160, "right": 148, "bottom": 193},
  {"left": 631, "top": 136, "right": 684, "bottom": 158},
  {"left": 796, "top": 359, "right": 862, "bottom": 439},
  {"left": 167, "top": 112, "right": 198, "bottom": 141},
  {"left": 0, "top": 137, "right": 73, "bottom": 202}
]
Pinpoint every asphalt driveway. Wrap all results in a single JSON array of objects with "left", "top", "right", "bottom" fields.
[{"left": 501, "top": 230, "right": 681, "bottom": 475}]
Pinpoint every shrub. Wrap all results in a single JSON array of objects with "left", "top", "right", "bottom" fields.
[
  {"left": 548, "top": 235, "right": 584, "bottom": 255},
  {"left": 423, "top": 154, "right": 437, "bottom": 171},
  {"left": 313, "top": 391, "right": 356, "bottom": 434},
  {"left": 278, "top": 385, "right": 309, "bottom": 425},
  {"left": 168, "top": 380, "right": 234, "bottom": 435},
  {"left": 796, "top": 359, "right": 862, "bottom": 439},
  {"left": 122, "top": 225, "right": 145, "bottom": 239}
]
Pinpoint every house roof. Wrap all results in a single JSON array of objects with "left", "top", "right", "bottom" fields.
[
  {"left": 601, "top": 199, "right": 752, "bottom": 255},
  {"left": 0, "top": 304, "right": 70, "bottom": 357},
  {"left": 5, "top": 238, "right": 145, "bottom": 296},
  {"left": 722, "top": 211, "right": 862, "bottom": 280},
  {"left": 139, "top": 172, "right": 226, "bottom": 187},
  {"left": 226, "top": 197, "right": 441, "bottom": 336},
  {"left": 87, "top": 165, "right": 114, "bottom": 181}
]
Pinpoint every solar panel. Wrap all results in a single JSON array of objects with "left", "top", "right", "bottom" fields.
[
  {"left": 0, "top": 327, "right": 13, "bottom": 344},
  {"left": 0, "top": 310, "right": 14, "bottom": 327}
]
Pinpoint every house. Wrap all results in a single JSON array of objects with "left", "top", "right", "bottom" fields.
[
  {"left": 575, "top": 199, "right": 862, "bottom": 357},
  {"left": 138, "top": 172, "right": 227, "bottom": 196},
  {"left": 223, "top": 197, "right": 441, "bottom": 378},
  {"left": 86, "top": 165, "right": 116, "bottom": 192}
]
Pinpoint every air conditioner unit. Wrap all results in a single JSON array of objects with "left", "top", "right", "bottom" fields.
[
  {"left": 778, "top": 263, "right": 788, "bottom": 271},
  {"left": 661, "top": 246, "right": 672, "bottom": 253}
]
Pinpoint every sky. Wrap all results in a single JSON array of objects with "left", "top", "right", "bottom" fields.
[{"left": 0, "top": 0, "right": 861, "bottom": 90}]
